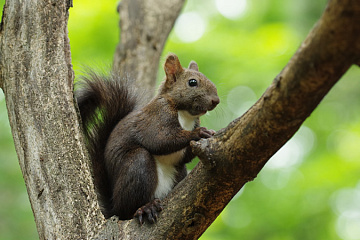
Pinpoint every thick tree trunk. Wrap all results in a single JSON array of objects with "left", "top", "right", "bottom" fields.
[
  {"left": 0, "top": 1, "right": 104, "bottom": 239},
  {"left": 0, "top": 0, "right": 359, "bottom": 239}
]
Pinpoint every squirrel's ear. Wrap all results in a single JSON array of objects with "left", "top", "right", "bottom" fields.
[
  {"left": 164, "top": 54, "right": 183, "bottom": 82},
  {"left": 188, "top": 61, "right": 199, "bottom": 72}
]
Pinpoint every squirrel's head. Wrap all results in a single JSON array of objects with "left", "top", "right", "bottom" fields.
[{"left": 159, "top": 53, "right": 219, "bottom": 116}]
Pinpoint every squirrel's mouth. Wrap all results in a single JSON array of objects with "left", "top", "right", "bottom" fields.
[
  {"left": 199, "top": 110, "right": 207, "bottom": 116},
  {"left": 190, "top": 109, "right": 207, "bottom": 117}
]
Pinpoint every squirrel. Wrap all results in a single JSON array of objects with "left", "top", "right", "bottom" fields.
[{"left": 75, "top": 54, "right": 219, "bottom": 224}]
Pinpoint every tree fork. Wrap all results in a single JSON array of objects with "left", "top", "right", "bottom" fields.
[
  {"left": 0, "top": 0, "right": 359, "bottom": 239},
  {"left": 101, "top": 0, "right": 360, "bottom": 239}
]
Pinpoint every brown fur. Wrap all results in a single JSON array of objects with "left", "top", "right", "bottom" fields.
[{"left": 76, "top": 54, "right": 219, "bottom": 222}]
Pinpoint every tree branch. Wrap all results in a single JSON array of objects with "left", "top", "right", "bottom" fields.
[
  {"left": 113, "top": 0, "right": 185, "bottom": 93},
  {"left": 0, "top": 1, "right": 103, "bottom": 239},
  {"left": 95, "top": 0, "right": 360, "bottom": 238}
]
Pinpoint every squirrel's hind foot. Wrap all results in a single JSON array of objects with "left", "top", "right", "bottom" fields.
[{"left": 134, "top": 198, "right": 163, "bottom": 225}]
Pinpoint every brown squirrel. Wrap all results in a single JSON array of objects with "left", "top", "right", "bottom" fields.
[{"left": 75, "top": 54, "right": 219, "bottom": 224}]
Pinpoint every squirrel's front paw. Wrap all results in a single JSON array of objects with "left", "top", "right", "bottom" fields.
[
  {"left": 195, "top": 127, "right": 216, "bottom": 139},
  {"left": 133, "top": 198, "right": 163, "bottom": 225}
]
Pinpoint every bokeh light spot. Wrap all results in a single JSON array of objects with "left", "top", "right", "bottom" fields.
[
  {"left": 215, "top": 0, "right": 247, "bottom": 20},
  {"left": 226, "top": 85, "right": 257, "bottom": 117},
  {"left": 174, "top": 12, "right": 206, "bottom": 43}
]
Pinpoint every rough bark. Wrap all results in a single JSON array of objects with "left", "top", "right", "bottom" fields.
[
  {"left": 113, "top": 0, "right": 185, "bottom": 94},
  {"left": 0, "top": 0, "right": 104, "bottom": 239}
]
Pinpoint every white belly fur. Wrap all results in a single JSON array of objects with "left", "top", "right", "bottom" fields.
[
  {"left": 153, "top": 110, "right": 197, "bottom": 199},
  {"left": 153, "top": 150, "right": 185, "bottom": 199}
]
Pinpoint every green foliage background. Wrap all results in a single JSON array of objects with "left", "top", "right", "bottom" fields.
[{"left": 1, "top": 0, "right": 360, "bottom": 239}]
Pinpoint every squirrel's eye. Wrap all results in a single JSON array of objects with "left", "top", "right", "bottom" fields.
[{"left": 188, "top": 79, "right": 198, "bottom": 87}]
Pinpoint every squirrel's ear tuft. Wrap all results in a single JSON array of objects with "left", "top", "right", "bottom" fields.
[
  {"left": 188, "top": 61, "right": 199, "bottom": 72},
  {"left": 164, "top": 54, "right": 183, "bottom": 81}
]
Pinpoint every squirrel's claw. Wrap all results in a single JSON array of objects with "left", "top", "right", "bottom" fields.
[
  {"left": 199, "top": 127, "right": 216, "bottom": 139},
  {"left": 134, "top": 198, "right": 163, "bottom": 225}
]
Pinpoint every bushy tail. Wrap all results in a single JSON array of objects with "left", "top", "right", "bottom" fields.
[{"left": 75, "top": 70, "right": 139, "bottom": 217}]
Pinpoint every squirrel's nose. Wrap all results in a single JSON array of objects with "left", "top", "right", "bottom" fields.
[
  {"left": 212, "top": 96, "right": 220, "bottom": 107},
  {"left": 209, "top": 96, "right": 220, "bottom": 110}
]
